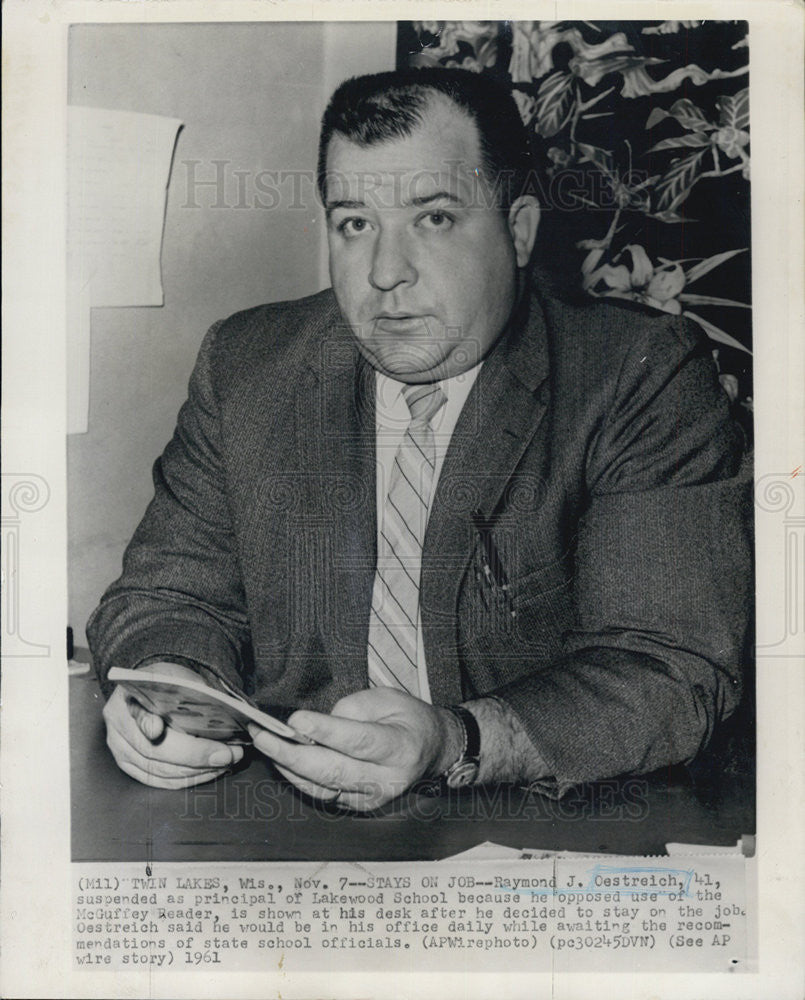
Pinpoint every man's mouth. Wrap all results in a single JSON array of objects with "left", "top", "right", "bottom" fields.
[{"left": 374, "top": 313, "right": 430, "bottom": 333}]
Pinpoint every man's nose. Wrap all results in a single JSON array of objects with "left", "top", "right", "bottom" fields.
[{"left": 369, "top": 229, "right": 417, "bottom": 291}]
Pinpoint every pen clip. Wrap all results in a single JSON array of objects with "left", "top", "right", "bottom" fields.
[{"left": 471, "top": 509, "right": 506, "bottom": 587}]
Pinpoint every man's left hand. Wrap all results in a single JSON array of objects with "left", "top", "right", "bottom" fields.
[{"left": 248, "top": 688, "right": 461, "bottom": 811}]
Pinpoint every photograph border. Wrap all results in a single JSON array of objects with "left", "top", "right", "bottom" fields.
[{"left": 2, "top": 1, "right": 803, "bottom": 998}]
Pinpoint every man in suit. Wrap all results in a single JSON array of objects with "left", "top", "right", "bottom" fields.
[{"left": 89, "top": 68, "right": 752, "bottom": 811}]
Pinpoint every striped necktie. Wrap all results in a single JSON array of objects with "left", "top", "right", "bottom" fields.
[{"left": 367, "top": 382, "right": 447, "bottom": 696}]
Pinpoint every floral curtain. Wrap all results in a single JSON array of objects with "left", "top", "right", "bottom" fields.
[{"left": 397, "top": 20, "right": 752, "bottom": 431}]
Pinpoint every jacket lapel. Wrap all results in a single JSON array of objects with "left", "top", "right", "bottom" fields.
[
  {"left": 422, "top": 291, "right": 551, "bottom": 705},
  {"left": 300, "top": 319, "right": 377, "bottom": 696}
]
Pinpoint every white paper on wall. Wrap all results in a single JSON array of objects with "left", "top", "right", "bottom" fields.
[{"left": 66, "top": 106, "right": 183, "bottom": 433}]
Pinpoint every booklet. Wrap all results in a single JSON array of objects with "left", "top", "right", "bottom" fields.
[{"left": 107, "top": 666, "right": 316, "bottom": 745}]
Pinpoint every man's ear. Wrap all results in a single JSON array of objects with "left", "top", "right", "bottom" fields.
[{"left": 507, "top": 196, "right": 541, "bottom": 268}]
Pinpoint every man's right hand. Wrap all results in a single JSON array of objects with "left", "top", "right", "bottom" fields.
[{"left": 102, "top": 662, "right": 244, "bottom": 788}]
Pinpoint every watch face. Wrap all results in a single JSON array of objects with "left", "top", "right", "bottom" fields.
[{"left": 445, "top": 760, "right": 480, "bottom": 788}]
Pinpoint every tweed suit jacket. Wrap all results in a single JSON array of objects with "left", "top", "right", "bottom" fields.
[{"left": 88, "top": 277, "right": 752, "bottom": 790}]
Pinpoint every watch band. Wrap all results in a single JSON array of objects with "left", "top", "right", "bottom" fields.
[{"left": 442, "top": 705, "right": 481, "bottom": 789}]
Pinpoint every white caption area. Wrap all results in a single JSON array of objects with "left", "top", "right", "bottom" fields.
[{"left": 72, "top": 856, "right": 753, "bottom": 974}]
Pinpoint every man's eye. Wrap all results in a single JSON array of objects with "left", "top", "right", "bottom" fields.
[
  {"left": 418, "top": 211, "right": 453, "bottom": 230},
  {"left": 338, "top": 217, "right": 372, "bottom": 238}
]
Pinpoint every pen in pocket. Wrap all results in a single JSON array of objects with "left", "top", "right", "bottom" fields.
[{"left": 471, "top": 509, "right": 516, "bottom": 619}]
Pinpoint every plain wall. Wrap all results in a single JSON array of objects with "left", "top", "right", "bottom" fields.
[{"left": 67, "top": 22, "right": 396, "bottom": 646}]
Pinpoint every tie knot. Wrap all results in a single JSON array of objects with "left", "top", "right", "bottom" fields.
[{"left": 402, "top": 383, "right": 446, "bottom": 425}]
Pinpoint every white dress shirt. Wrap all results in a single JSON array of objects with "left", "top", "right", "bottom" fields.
[{"left": 374, "top": 363, "right": 483, "bottom": 702}]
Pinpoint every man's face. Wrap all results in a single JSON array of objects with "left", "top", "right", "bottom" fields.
[{"left": 324, "top": 97, "right": 536, "bottom": 382}]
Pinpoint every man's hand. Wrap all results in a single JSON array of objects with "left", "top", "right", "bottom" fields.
[
  {"left": 249, "top": 688, "right": 463, "bottom": 812},
  {"left": 103, "top": 662, "right": 244, "bottom": 788}
]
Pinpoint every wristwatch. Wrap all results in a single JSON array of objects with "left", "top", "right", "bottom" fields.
[{"left": 441, "top": 705, "right": 481, "bottom": 789}]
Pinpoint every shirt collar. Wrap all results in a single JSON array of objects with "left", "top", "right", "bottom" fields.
[{"left": 376, "top": 362, "right": 483, "bottom": 416}]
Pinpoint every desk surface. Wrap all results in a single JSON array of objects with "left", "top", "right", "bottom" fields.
[{"left": 70, "top": 674, "right": 755, "bottom": 862}]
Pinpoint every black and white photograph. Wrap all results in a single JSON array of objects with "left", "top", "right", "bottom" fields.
[
  {"left": 67, "top": 18, "right": 755, "bottom": 862},
  {"left": 1, "top": 4, "right": 803, "bottom": 998}
]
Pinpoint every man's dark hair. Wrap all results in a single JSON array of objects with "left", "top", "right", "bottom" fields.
[{"left": 317, "top": 67, "right": 533, "bottom": 211}]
